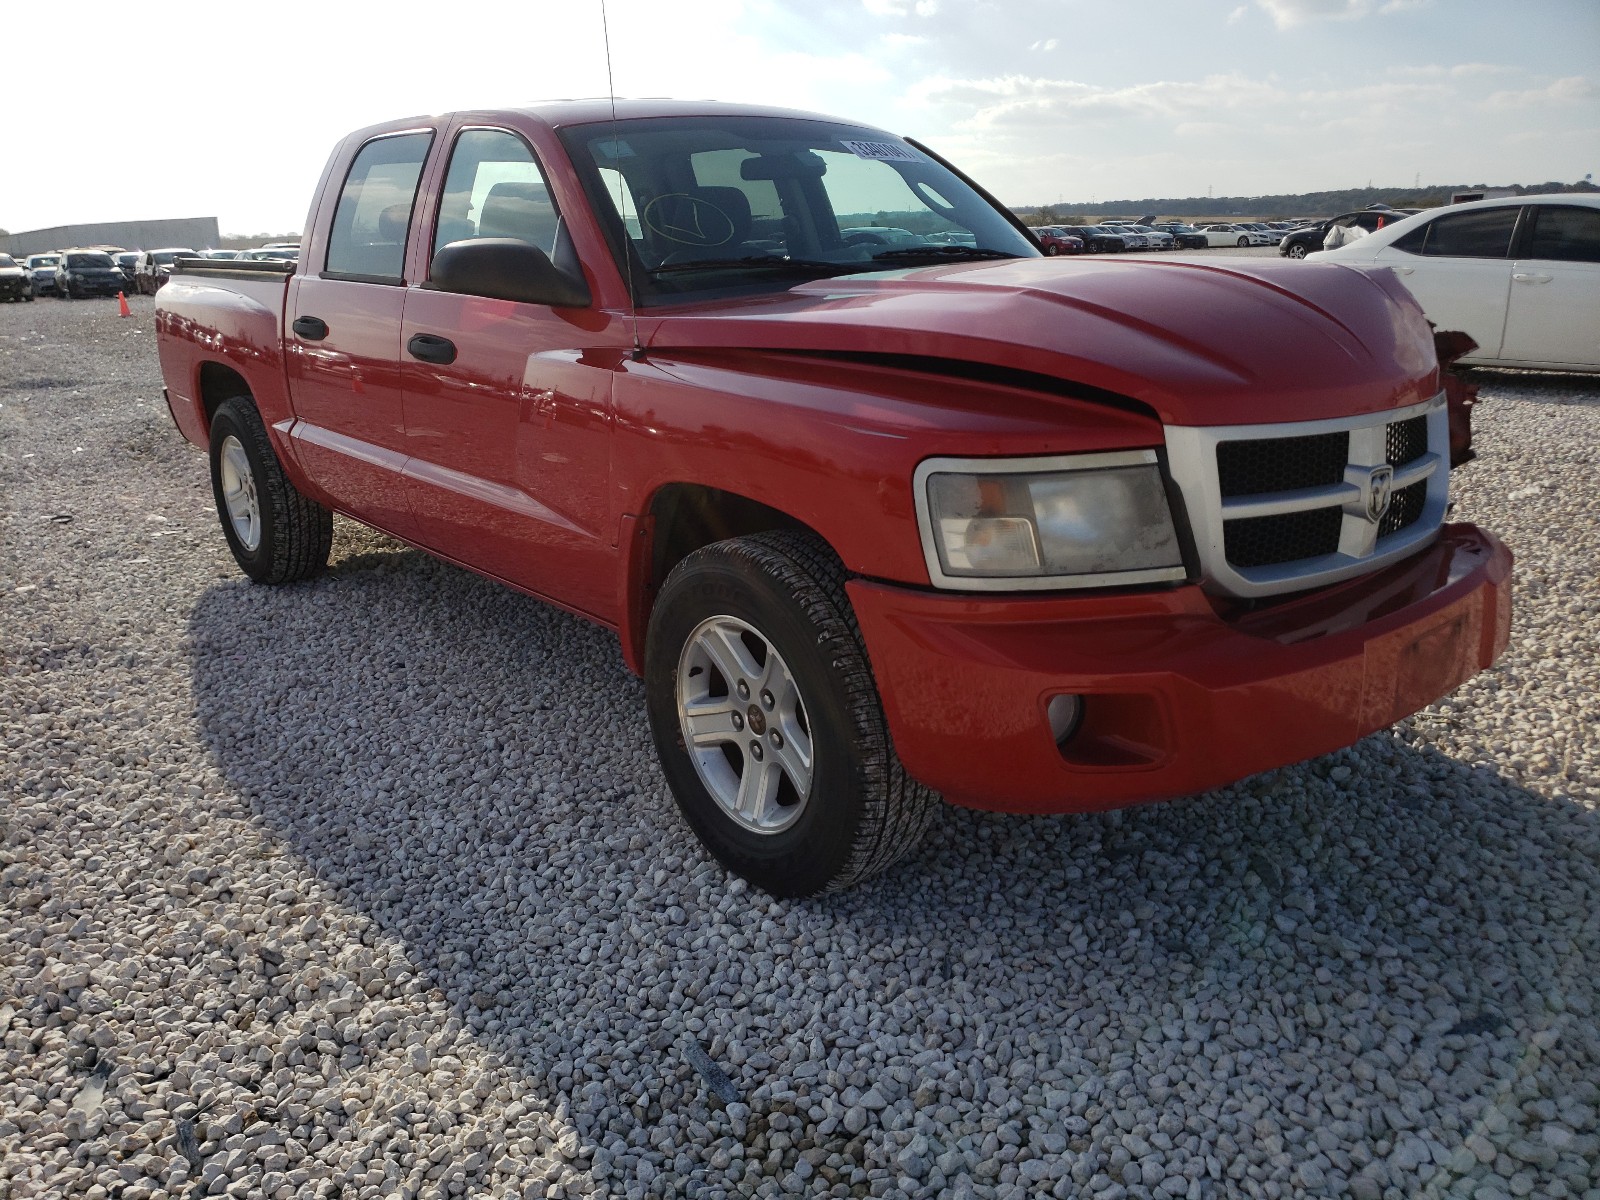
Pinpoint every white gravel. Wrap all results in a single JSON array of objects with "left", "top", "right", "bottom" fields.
[{"left": 2, "top": 291, "right": 1598, "bottom": 1200}]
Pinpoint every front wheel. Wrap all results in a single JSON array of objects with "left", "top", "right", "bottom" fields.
[
  {"left": 1286, "top": 243, "right": 1308, "bottom": 259},
  {"left": 208, "top": 396, "right": 332, "bottom": 584},
  {"left": 645, "top": 531, "right": 939, "bottom": 896}
]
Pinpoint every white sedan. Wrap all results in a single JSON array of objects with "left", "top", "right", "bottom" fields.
[
  {"left": 1196, "top": 224, "right": 1273, "bottom": 247},
  {"left": 1308, "top": 194, "right": 1600, "bottom": 372}
]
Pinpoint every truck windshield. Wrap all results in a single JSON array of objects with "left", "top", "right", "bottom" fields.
[{"left": 559, "top": 114, "right": 1037, "bottom": 304}]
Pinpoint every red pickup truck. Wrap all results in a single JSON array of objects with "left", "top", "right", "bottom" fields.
[{"left": 156, "top": 100, "right": 1511, "bottom": 896}]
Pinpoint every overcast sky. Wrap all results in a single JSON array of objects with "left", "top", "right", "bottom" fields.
[{"left": 5, "top": 0, "right": 1596, "bottom": 237}]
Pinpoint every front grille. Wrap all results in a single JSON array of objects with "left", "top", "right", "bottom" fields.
[
  {"left": 1378, "top": 480, "right": 1427, "bottom": 538},
  {"left": 1166, "top": 394, "right": 1449, "bottom": 598},
  {"left": 1225, "top": 507, "right": 1344, "bottom": 569},
  {"left": 1386, "top": 415, "right": 1428, "bottom": 468},
  {"left": 1217, "top": 431, "right": 1349, "bottom": 498}
]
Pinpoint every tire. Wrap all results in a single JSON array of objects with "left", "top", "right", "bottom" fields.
[
  {"left": 1236, "top": 237, "right": 1249, "bottom": 247},
  {"left": 645, "top": 531, "right": 939, "bottom": 896},
  {"left": 208, "top": 396, "right": 333, "bottom": 584},
  {"left": 1044, "top": 244, "right": 1058, "bottom": 256},
  {"left": 1286, "top": 243, "right": 1308, "bottom": 259},
  {"left": 23, "top": 290, "right": 33, "bottom": 302}
]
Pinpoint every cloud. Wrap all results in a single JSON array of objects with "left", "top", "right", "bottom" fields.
[
  {"left": 1485, "top": 75, "right": 1600, "bottom": 109},
  {"left": 1389, "top": 63, "right": 1515, "bottom": 80},
  {"left": 1253, "top": 0, "right": 1428, "bottom": 30},
  {"left": 910, "top": 72, "right": 1295, "bottom": 126},
  {"left": 1028, "top": 38, "right": 1058, "bottom": 51},
  {"left": 862, "top": 0, "right": 938, "bottom": 15},
  {"left": 1227, "top": 5, "right": 1249, "bottom": 23}
]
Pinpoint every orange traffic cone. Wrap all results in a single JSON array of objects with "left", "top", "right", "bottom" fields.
[{"left": 117, "top": 292, "right": 131, "bottom": 318}]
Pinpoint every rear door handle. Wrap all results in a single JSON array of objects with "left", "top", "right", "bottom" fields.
[
  {"left": 1512, "top": 272, "right": 1553, "bottom": 284},
  {"left": 292, "top": 315, "right": 329, "bottom": 340},
  {"left": 407, "top": 333, "right": 458, "bottom": 365}
]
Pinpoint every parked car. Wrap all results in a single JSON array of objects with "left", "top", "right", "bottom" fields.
[
  {"left": 55, "top": 250, "right": 125, "bottom": 299},
  {"left": 200, "top": 249, "right": 241, "bottom": 260},
  {"left": 154, "top": 99, "right": 1509, "bottom": 896},
  {"left": 1308, "top": 194, "right": 1600, "bottom": 371},
  {"left": 1123, "top": 224, "right": 1176, "bottom": 250},
  {"left": 1033, "top": 226, "right": 1085, "bottom": 255},
  {"left": 1151, "top": 222, "right": 1210, "bottom": 250},
  {"left": 1101, "top": 223, "right": 1150, "bottom": 250},
  {"left": 1279, "top": 207, "right": 1418, "bottom": 258},
  {"left": 237, "top": 247, "right": 301, "bottom": 261},
  {"left": 25, "top": 253, "right": 61, "bottom": 296},
  {"left": 136, "top": 248, "right": 197, "bottom": 294},
  {"left": 1070, "top": 225, "right": 1132, "bottom": 253},
  {"left": 838, "top": 226, "right": 921, "bottom": 248},
  {"left": 112, "top": 251, "right": 140, "bottom": 289},
  {"left": 0, "top": 254, "right": 33, "bottom": 301},
  {"left": 1198, "top": 224, "right": 1272, "bottom": 247}
]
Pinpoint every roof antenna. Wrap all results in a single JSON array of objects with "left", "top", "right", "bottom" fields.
[{"left": 600, "top": 0, "right": 646, "bottom": 361}]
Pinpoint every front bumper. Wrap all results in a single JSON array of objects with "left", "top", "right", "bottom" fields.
[
  {"left": 848, "top": 524, "right": 1511, "bottom": 813},
  {"left": 68, "top": 276, "right": 124, "bottom": 296}
]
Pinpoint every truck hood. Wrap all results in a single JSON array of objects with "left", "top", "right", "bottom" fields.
[{"left": 641, "top": 256, "right": 1440, "bottom": 426}]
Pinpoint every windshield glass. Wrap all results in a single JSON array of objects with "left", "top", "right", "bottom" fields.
[
  {"left": 559, "top": 114, "right": 1037, "bottom": 304},
  {"left": 0, "top": 255, "right": 15, "bottom": 268},
  {"left": 68, "top": 253, "right": 113, "bottom": 268},
  {"left": 29, "top": 255, "right": 60, "bottom": 268},
  {"left": 115, "top": 253, "right": 138, "bottom": 266}
]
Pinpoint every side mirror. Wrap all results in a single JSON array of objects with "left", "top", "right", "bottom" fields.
[{"left": 430, "top": 238, "right": 591, "bottom": 308}]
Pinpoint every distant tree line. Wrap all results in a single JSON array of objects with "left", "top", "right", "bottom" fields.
[{"left": 1015, "top": 180, "right": 1599, "bottom": 224}]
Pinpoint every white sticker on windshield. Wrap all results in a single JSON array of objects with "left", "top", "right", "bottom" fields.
[
  {"left": 594, "top": 137, "right": 635, "bottom": 159},
  {"left": 841, "top": 140, "right": 921, "bottom": 163}
]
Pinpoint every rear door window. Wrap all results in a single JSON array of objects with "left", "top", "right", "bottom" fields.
[
  {"left": 1524, "top": 205, "right": 1600, "bottom": 263},
  {"left": 325, "top": 131, "right": 434, "bottom": 283}
]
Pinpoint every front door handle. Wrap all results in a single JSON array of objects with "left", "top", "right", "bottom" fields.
[
  {"left": 292, "top": 315, "right": 329, "bottom": 340},
  {"left": 1391, "top": 266, "right": 1415, "bottom": 276},
  {"left": 1512, "top": 272, "right": 1553, "bottom": 284},
  {"left": 407, "top": 333, "right": 458, "bottom": 365}
]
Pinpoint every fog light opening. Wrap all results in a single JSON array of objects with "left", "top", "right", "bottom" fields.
[{"left": 1046, "top": 693, "right": 1084, "bottom": 747}]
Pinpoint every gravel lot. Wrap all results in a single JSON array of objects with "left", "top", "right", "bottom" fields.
[{"left": 2, "top": 285, "right": 1598, "bottom": 1200}]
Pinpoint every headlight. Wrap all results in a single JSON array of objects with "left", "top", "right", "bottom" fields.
[{"left": 914, "top": 451, "right": 1187, "bottom": 591}]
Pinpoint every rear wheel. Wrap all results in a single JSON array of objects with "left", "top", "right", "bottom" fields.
[
  {"left": 208, "top": 396, "right": 332, "bottom": 584},
  {"left": 645, "top": 531, "right": 939, "bottom": 896}
]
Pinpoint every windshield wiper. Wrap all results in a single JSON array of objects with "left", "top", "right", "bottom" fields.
[
  {"left": 648, "top": 255, "right": 861, "bottom": 277},
  {"left": 870, "top": 246, "right": 1023, "bottom": 263}
]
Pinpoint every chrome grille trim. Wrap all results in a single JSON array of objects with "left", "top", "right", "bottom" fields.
[{"left": 1165, "top": 393, "right": 1449, "bottom": 599}]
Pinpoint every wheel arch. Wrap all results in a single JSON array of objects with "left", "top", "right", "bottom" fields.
[
  {"left": 617, "top": 482, "right": 830, "bottom": 675},
  {"left": 197, "top": 360, "right": 253, "bottom": 437}
]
